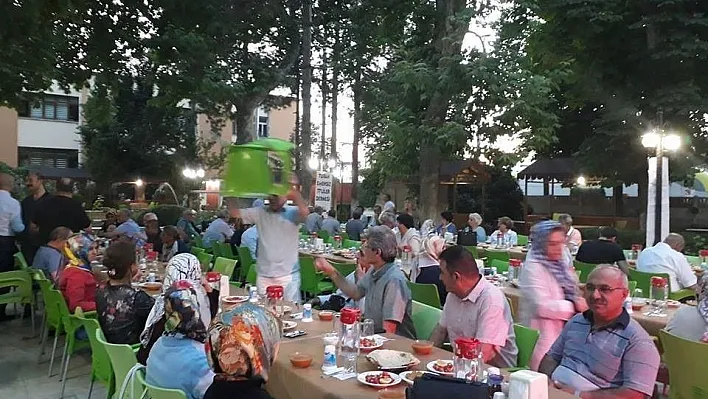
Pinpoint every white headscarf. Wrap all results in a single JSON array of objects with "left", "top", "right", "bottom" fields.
[
  {"left": 140, "top": 253, "right": 211, "bottom": 346},
  {"left": 420, "top": 219, "right": 435, "bottom": 238}
]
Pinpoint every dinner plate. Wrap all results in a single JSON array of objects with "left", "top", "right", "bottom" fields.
[
  {"left": 357, "top": 371, "right": 402, "bottom": 388},
  {"left": 426, "top": 360, "right": 454, "bottom": 376},
  {"left": 138, "top": 282, "right": 162, "bottom": 290},
  {"left": 282, "top": 320, "right": 297, "bottom": 331},
  {"left": 358, "top": 336, "right": 384, "bottom": 351},
  {"left": 222, "top": 295, "right": 249, "bottom": 304},
  {"left": 399, "top": 370, "right": 432, "bottom": 385}
]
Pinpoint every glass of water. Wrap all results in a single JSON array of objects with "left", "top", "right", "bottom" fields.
[{"left": 361, "top": 318, "right": 375, "bottom": 338}]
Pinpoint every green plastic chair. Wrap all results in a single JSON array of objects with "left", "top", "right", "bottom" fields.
[
  {"left": 37, "top": 280, "right": 65, "bottom": 376},
  {"left": 660, "top": 329, "right": 708, "bottom": 399},
  {"left": 211, "top": 241, "right": 223, "bottom": 259},
  {"left": 246, "top": 263, "right": 257, "bottom": 285},
  {"left": 56, "top": 290, "right": 93, "bottom": 388},
  {"left": 628, "top": 280, "right": 637, "bottom": 294},
  {"left": 573, "top": 260, "right": 597, "bottom": 283},
  {"left": 192, "top": 235, "right": 205, "bottom": 249},
  {"left": 507, "top": 324, "right": 540, "bottom": 372},
  {"left": 330, "top": 261, "right": 356, "bottom": 277},
  {"left": 136, "top": 362, "right": 188, "bottom": 399},
  {"left": 299, "top": 256, "right": 334, "bottom": 298},
  {"left": 628, "top": 269, "right": 695, "bottom": 301},
  {"left": 190, "top": 246, "right": 205, "bottom": 257},
  {"left": 343, "top": 239, "right": 361, "bottom": 249},
  {"left": 406, "top": 281, "right": 441, "bottom": 309},
  {"left": 96, "top": 329, "right": 141, "bottom": 399},
  {"left": 317, "top": 230, "right": 331, "bottom": 243},
  {"left": 490, "top": 259, "right": 509, "bottom": 274},
  {"left": 237, "top": 246, "right": 256, "bottom": 282},
  {"left": 213, "top": 257, "right": 238, "bottom": 281},
  {"left": 517, "top": 235, "right": 529, "bottom": 246},
  {"left": 463, "top": 246, "right": 479, "bottom": 259},
  {"left": 485, "top": 249, "right": 510, "bottom": 265},
  {"left": 196, "top": 252, "right": 213, "bottom": 273},
  {"left": 412, "top": 300, "right": 442, "bottom": 340},
  {"left": 219, "top": 242, "right": 236, "bottom": 259},
  {"left": 14, "top": 251, "right": 30, "bottom": 270},
  {"left": 68, "top": 308, "right": 114, "bottom": 399},
  {"left": 0, "top": 270, "right": 35, "bottom": 334}
]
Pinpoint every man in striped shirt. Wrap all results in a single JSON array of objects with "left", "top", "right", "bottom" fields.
[{"left": 539, "top": 265, "right": 660, "bottom": 398}]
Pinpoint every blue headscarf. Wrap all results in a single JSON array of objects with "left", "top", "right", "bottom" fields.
[{"left": 529, "top": 221, "right": 577, "bottom": 301}]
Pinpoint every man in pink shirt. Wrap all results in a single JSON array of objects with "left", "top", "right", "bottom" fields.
[
  {"left": 429, "top": 245, "right": 518, "bottom": 368},
  {"left": 559, "top": 213, "right": 582, "bottom": 254}
]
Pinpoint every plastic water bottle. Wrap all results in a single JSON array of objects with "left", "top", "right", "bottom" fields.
[
  {"left": 337, "top": 308, "right": 361, "bottom": 374},
  {"left": 624, "top": 292, "right": 633, "bottom": 314}
]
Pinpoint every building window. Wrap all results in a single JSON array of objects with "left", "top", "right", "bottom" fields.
[
  {"left": 18, "top": 94, "right": 79, "bottom": 122},
  {"left": 258, "top": 115, "right": 269, "bottom": 137},
  {"left": 18, "top": 148, "right": 79, "bottom": 169}
]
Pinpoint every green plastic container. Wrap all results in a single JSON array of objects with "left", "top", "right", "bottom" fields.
[{"left": 222, "top": 138, "right": 295, "bottom": 197}]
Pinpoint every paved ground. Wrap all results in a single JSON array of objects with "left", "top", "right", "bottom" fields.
[{"left": 0, "top": 307, "right": 108, "bottom": 399}]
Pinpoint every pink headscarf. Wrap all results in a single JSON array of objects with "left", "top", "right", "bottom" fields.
[{"left": 422, "top": 235, "right": 445, "bottom": 261}]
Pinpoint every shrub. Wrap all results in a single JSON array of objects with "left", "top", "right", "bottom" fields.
[{"left": 578, "top": 227, "right": 708, "bottom": 256}]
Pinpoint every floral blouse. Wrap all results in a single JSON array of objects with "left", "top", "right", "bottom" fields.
[{"left": 96, "top": 282, "right": 155, "bottom": 345}]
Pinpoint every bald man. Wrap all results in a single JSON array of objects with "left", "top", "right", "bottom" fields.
[
  {"left": 637, "top": 233, "right": 697, "bottom": 293},
  {"left": 0, "top": 173, "right": 25, "bottom": 320},
  {"left": 540, "top": 266, "right": 660, "bottom": 398}
]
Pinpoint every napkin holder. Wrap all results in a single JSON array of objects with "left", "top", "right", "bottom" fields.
[{"left": 508, "top": 370, "right": 548, "bottom": 399}]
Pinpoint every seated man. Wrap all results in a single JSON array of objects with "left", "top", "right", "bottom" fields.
[
  {"left": 575, "top": 227, "right": 629, "bottom": 275},
  {"left": 33, "top": 226, "right": 71, "bottom": 282},
  {"left": 103, "top": 209, "right": 146, "bottom": 245},
  {"left": 312, "top": 256, "right": 369, "bottom": 311},
  {"left": 321, "top": 209, "right": 341, "bottom": 236},
  {"left": 558, "top": 213, "right": 582, "bottom": 254},
  {"left": 315, "top": 226, "right": 416, "bottom": 338},
  {"left": 637, "top": 233, "right": 697, "bottom": 293},
  {"left": 429, "top": 245, "right": 518, "bottom": 368},
  {"left": 539, "top": 265, "right": 660, "bottom": 398}
]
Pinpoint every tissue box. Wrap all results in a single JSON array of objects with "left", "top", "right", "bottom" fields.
[{"left": 508, "top": 370, "right": 548, "bottom": 399}]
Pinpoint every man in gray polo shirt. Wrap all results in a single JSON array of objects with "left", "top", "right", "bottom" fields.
[
  {"left": 315, "top": 226, "right": 416, "bottom": 339},
  {"left": 429, "top": 245, "right": 518, "bottom": 368},
  {"left": 539, "top": 265, "right": 660, "bottom": 398}
]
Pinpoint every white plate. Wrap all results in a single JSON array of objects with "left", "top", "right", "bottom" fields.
[
  {"left": 358, "top": 336, "right": 384, "bottom": 350},
  {"left": 357, "top": 371, "right": 402, "bottom": 388},
  {"left": 222, "top": 295, "right": 249, "bottom": 304},
  {"left": 277, "top": 305, "right": 293, "bottom": 313},
  {"left": 282, "top": 320, "right": 297, "bottom": 330},
  {"left": 399, "top": 370, "right": 432, "bottom": 385},
  {"left": 426, "top": 360, "right": 454, "bottom": 376}
]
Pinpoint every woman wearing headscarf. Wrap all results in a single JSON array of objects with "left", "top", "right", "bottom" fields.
[
  {"left": 58, "top": 233, "right": 98, "bottom": 312},
  {"left": 413, "top": 235, "right": 448, "bottom": 305},
  {"left": 203, "top": 302, "right": 281, "bottom": 399},
  {"left": 138, "top": 253, "right": 217, "bottom": 364},
  {"left": 145, "top": 281, "right": 215, "bottom": 399},
  {"left": 666, "top": 273, "right": 708, "bottom": 343},
  {"left": 419, "top": 219, "right": 436, "bottom": 238},
  {"left": 518, "top": 220, "right": 587, "bottom": 370}
]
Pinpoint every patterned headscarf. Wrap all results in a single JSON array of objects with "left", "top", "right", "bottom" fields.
[
  {"left": 529, "top": 220, "right": 577, "bottom": 301},
  {"left": 163, "top": 281, "right": 208, "bottom": 342},
  {"left": 64, "top": 233, "right": 95, "bottom": 270},
  {"left": 697, "top": 274, "right": 708, "bottom": 343},
  {"left": 140, "top": 253, "right": 211, "bottom": 345},
  {"left": 420, "top": 219, "right": 435, "bottom": 238},
  {"left": 205, "top": 303, "right": 281, "bottom": 382}
]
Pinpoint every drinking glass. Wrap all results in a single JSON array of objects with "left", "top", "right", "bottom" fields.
[
  {"left": 361, "top": 318, "right": 375, "bottom": 338},
  {"left": 633, "top": 288, "right": 644, "bottom": 299}
]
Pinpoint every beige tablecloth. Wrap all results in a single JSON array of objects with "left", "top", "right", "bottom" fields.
[
  {"left": 299, "top": 250, "right": 358, "bottom": 264},
  {"left": 476, "top": 245, "right": 528, "bottom": 261}
]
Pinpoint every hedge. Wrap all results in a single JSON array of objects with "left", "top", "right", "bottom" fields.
[{"left": 577, "top": 227, "right": 708, "bottom": 256}]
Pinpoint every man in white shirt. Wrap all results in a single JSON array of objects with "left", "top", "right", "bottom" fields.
[
  {"left": 229, "top": 190, "right": 308, "bottom": 302},
  {"left": 0, "top": 173, "right": 24, "bottom": 321},
  {"left": 382, "top": 194, "right": 396, "bottom": 212},
  {"left": 637, "top": 233, "right": 697, "bottom": 293}
]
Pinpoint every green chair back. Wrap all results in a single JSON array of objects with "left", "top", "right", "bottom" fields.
[
  {"left": 213, "top": 257, "right": 238, "bottom": 281},
  {"left": 463, "top": 246, "right": 479, "bottom": 259},
  {"left": 237, "top": 246, "right": 256, "bottom": 281},
  {"left": 343, "top": 239, "right": 361, "bottom": 249},
  {"left": 219, "top": 242, "right": 236, "bottom": 259},
  {"left": 406, "top": 281, "right": 441, "bottom": 309},
  {"left": 192, "top": 235, "right": 205, "bottom": 249},
  {"left": 628, "top": 280, "right": 637, "bottom": 294},
  {"left": 513, "top": 324, "right": 540, "bottom": 370},
  {"left": 573, "top": 260, "right": 597, "bottom": 283},
  {"left": 489, "top": 259, "right": 509, "bottom": 274},
  {"left": 246, "top": 263, "right": 257, "bottom": 285},
  {"left": 485, "top": 249, "right": 510, "bottom": 265},
  {"left": 330, "top": 262, "right": 356, "bottom": 277},
  {"left": 14, "top": 252, "right": 30, "bottom": 270},
  {"left": 38, "top": 279, "right": 63, "bottom": 331},
  {"left": 299, "top": 256, "right": 334, "bottom": 297},
  {"left": 190, "top": 247, "right": 206, "bottom": 257},
  {"left": 196, "top": 252, "right": 213, "bottom": 273},
  {"left": 660, "top": 329, "right": 708, "bottom": 398},
  {"left": 317, "top": 230, "right": 331, "bottom": 243},
  {"left": 516, "top": 235, "right": 529, "bottom": 246},
  {"left": 75, "top": 309, "right": 114, "bottom": 397},
  {"left": 0, "top": 270, "right": 33, "bottom": 307},
  {"left": 211, "top": 241, "right": 223, "bottom": 259},
  {"left": 136, "top": 364, "right": 188, "bottom": 399},
  {"left": 412, "top": 300, "right": 442, "bottom": 340},
  {"left": 628, "top": 268, "right": 669, "bottom": 298},
  {"left": 96, "top": 329, "right": 141, "bottom": 399}
]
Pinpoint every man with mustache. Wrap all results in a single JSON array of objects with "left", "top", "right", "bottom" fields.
[{"left": 538, "top": 265, "right": 660, "bottom": 398}]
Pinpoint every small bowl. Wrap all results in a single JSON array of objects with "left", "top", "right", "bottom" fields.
[
  {"left": 411, "top": 340, "right": 433, "bottom": 355},
  {"left": 631, "top": 303, "right": 645, "bottom": 311},
  {"left": 378, "top": 388, "right": 406, "bottom": 399},
  {"left": 140, "top": 282, "right": 162, "bottom": 290},
  {"left": 289, "top": 352, "right": 313, "bottom": 368},
  {"left": 319, "top": 311, "right": 334, "bottom": 321}
]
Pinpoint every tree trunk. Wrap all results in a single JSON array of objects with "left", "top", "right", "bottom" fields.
[
  {"left": 294, "top": 65, "right": 301, "bottom": 172},
  {"left": 301, "top": 0, "right": 313, "bottom": 198},
  {"left": 234, "top": 102, "right": 256, "bottom": 144},
  {"left": 331, "top": 33, "right": 339, "bottom": 161},
  {"left": 320, "top": 58, "right": 327, "bottom": 161},
  {"left": 351, "top": 69, "right": 361, "bottom": 207}
]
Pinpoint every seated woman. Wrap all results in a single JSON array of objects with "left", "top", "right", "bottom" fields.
[
  {"left": 413, "top": 235, "right": 448, "bottom": 305},
  {"left": 138, "top": 253, "right": 217, "bottom": 364},
  {"left": 203, "top": 302, "right": 281, "bottom": 399},
  {"left": 489, "top": 216, "right": 518, "bottom": 246},
  {"left": 161, "top": 225, "right": 190, "bottom": 262},
  {"left": 666, "top": 274, "right": 708, "bottom": 343},
  {"left": 95, "top": 241, "right": 155, "bottom": 344},
  {"left": 59, "top": 234, "right": 98, "bottom": 312},
  {"left": 146, "top": 281, "right": 214, "bottom": 399}
]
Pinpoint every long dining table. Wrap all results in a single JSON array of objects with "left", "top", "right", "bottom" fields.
[{"left": 227, "top": 286, "right": 575, "bottom": 399}]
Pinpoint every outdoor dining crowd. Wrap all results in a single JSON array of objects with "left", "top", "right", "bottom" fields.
[{"left": 0, "top": 172, "right": 707, "bottom": 399}]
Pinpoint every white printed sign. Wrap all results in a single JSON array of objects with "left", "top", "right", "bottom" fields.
[{"left": 315, "top": 171, "right": 333, "bottom": 211}]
